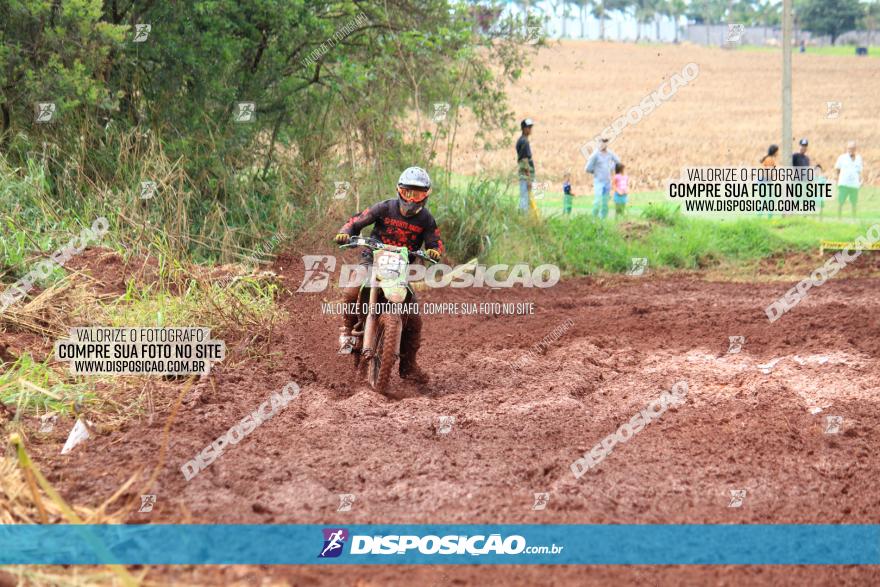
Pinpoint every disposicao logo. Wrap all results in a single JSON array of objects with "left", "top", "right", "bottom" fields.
[
  {"left": 318, "top": 528, "right": 349, "bottom": 558},
  {"left": 317, "top": 530, "right": 563, "bottom": 558}
]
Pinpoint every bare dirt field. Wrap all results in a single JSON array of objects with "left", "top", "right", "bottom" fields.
[
  {"left": 455, "top": 41, "right": 880, "bottom": 189},
  {"left": 7, "top": 245, "right": 879, "bottom": 585}
]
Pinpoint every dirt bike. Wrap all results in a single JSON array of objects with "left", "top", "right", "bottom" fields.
[{"left": 338, "top": 235, "right": 436, "bottom": 395}]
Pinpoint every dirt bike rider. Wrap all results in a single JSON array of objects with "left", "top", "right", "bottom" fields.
[{"left": 334, "top": 166, "right": 444, "bottom": 383}]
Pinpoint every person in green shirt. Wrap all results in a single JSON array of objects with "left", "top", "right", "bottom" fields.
[
  {"left": 562, "top": 171, "right": 574, "bottom": 215},
  {"left": 814, "top": 164, "right": 829, "bottom": 219}
]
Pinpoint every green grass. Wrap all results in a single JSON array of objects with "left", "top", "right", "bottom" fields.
[
  {"left": 0, "top": 203, "right": 104, "bottom": 284},
  {"left": 434, "top": 175, "right": 880, "bottom": 276},
  {"left": 485, "top": 209, "right": 794, "bottom": 274},
  {"left": 0, "top": 354, "right": 94, "bottom": 417},
  {"left": 738, "top": 44, "right": 879, "bottom": 57},
  {"left": 0, "top": 144, "right": 305, "bottom": 270},
  {"left": 0, "top": 276, "right": 285, "bottom": 418},
  {"left": 508, "top": 183, "right": 880, "bottom": 251},
  {"left": 102, "top": 277, "right": 285, "bottom": 338}
]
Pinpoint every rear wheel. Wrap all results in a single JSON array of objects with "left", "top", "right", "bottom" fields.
[{"left": 368, "top": 313, "right": 402, "bottom": 395}]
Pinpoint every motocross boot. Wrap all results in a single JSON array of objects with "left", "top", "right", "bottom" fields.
[
  {"left": 338, "top": 326, "right": 356, "bottom": 354},
  {"left": 399, "top": 314, "right": 429, "bottom": 383},
  {"left": 338, "top": 285, "right": 361, "bottom": 354}
]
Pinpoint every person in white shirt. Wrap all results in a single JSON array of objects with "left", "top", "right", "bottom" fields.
[{"left": 834, "top": 141, "right": 863, "bottom": 219}]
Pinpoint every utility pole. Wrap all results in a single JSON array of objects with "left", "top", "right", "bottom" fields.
[{"left": 781, "top": 0, "right": 793, "bottom": 167}]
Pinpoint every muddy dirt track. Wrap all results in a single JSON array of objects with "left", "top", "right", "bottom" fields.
[{"left": 20, "top": 249, "right": 880, "bottom": 585}]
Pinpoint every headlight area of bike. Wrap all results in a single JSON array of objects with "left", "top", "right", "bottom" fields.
[
  {"left": 374, "top": 251, "right": 408, "bottom": 302},
  {"left": 375, "top": 252, "right": 406, "bottom": 280}
]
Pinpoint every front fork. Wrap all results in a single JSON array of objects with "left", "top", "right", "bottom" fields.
[{"left": 361, "top": 286, "right": 380, "bottom": 360}]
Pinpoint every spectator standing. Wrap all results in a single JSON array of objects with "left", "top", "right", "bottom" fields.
[
  {"left": 584, "top": 138, "right": 620, "bottom": 219},
  {"left": 835, "top": 140, "right": 863, "bottom": 219},
  {"left": 761, "top": 144, "right": 779, "bottom": 168},
  {"left": 792, "top": 138, "right": 810, "bottom": 167},
  {"left": 612, "top": 163, "right": 629, "bottom": 218},
  {"left": 758, "top": 144, "right": 779, "bottom": 218},
  {"left": 562, "top": 171, "right": 574, "bottom": 215},
  {"left": 516, "top": 119, "right": 537, "bottom": 214},
  {"left": 812, "top": 164, "right": 830, "bottom": 218}
]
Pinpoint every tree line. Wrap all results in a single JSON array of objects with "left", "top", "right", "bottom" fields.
[{"left": 513, "top": 0, "right": 880, "bottom": 45}]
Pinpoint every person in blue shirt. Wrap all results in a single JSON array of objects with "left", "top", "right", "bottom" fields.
[{"left": 584, "top": 138, "right": 620, "bottom": 219}]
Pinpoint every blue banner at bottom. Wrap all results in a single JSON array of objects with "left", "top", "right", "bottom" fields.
[{"left": 1, "top": 525, "right": 878, "bottom": 565}]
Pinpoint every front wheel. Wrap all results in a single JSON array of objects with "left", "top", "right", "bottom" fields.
[{"left": 368, "top": 313, "right": 402, "bottom": 395}]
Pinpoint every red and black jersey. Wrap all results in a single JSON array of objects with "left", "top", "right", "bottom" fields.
[{"left": 340, "top": 198, "right": 444, "bottom": 259}]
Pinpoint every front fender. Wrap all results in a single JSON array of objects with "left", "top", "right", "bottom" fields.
[{"left": 382, "top": 284, "right": 408, "bottom": 303}]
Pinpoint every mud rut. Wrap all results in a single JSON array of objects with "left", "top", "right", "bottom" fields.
[{"left": 28, "top": 251, "right": 880, "bottom": 585}]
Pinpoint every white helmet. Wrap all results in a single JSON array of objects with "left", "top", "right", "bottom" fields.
[
  {"left": 397, "top": 166, "right": 431, "bottom": 190},
  {"left": 396, "top": 166, "right": 432, "bottom": 216}
]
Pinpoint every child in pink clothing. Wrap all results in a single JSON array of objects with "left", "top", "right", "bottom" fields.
[{"left": 612, "top": 163, "right": 629, "bottom": 218}]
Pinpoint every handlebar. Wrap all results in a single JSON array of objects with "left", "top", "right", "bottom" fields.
[{"left": 337, "top": 235, "right": 437, "bottom": 264}]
